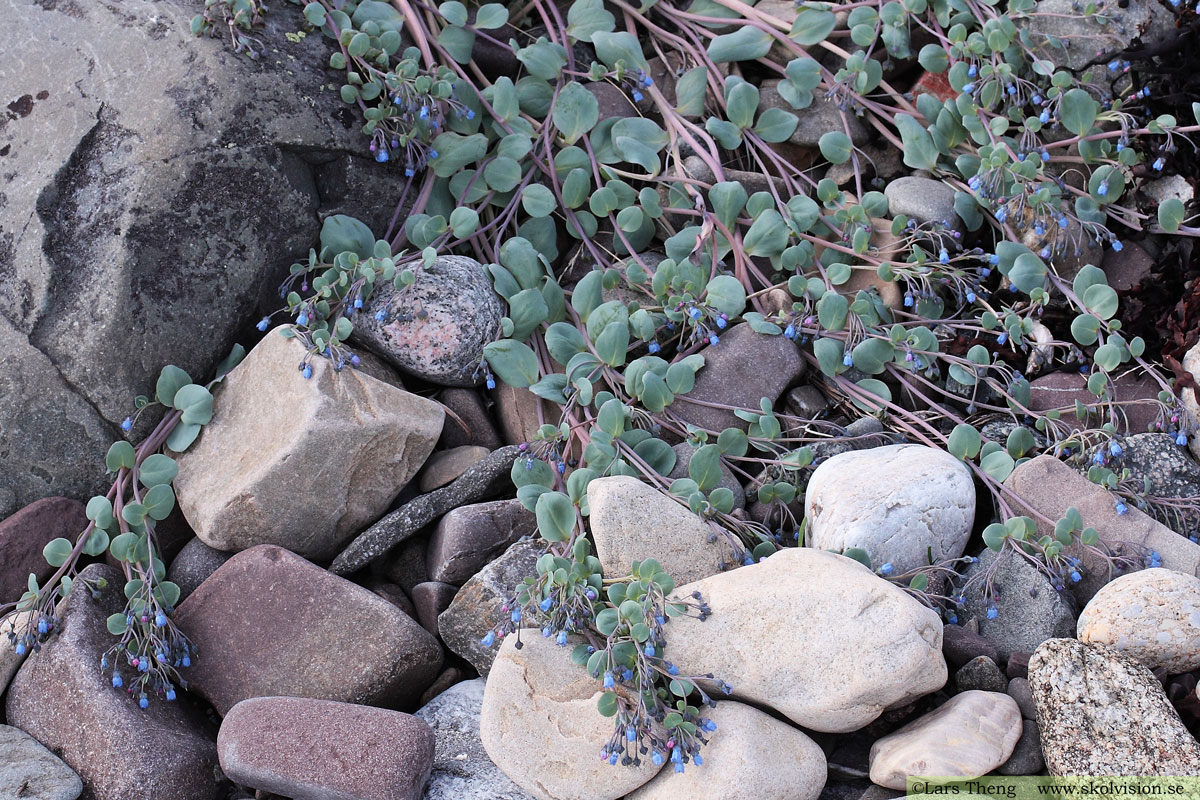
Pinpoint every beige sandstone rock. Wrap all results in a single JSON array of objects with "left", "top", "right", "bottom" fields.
[
  {"left": 480, "top": 636, "right": 663, "bottom": 800},
  {"left": 1077, "top": 568, "right": 1200, "bottom": 673},
  {"left": 627, "top": 701, "right": 827, "bottom": 800},
  {"left": 869, "top": 691, "right": 1022, "bottom": 789},
  {"left": 664, "top": 548, "right": 947, "bottom": 732},
  {"left": 588, "top": 476, "right": 737, "bottom": 585},
  {"left": 174, "top": 327, "right": 443, "bottom": 560}
]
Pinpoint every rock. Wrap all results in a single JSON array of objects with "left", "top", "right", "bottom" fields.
[
  {"left": 805, "top": 444, "right": 975, "bottom": 574},
  {"left": 438, "top": 388, "right": 503, "bottom": 451},
  {"left": 363, "top": 577, "right": 418, "bottom": 620},
  {"left": 353, "top": 256, "right": 504, "bottom": 387},
  {"left": 788, "top": 385, "right": 833, "bottom": 419},
  {"left": 414, "top": 678, "right": 534, "bottom": 800},
  {"left": 868, "top": 691, "right": 1022, "bottom": 789},
  {"left": 1102, "top": 240, "right": 1155, "bottom": 292},
  {"left": 1096, "top": 434, "right": 1200, "bottom": 535},
  {"left": 1007, "top": 678, "right": 1036, "bottom": 720},
  {"left": 0, "top": 724, "right": 83, "bottom": 800},
  {"left": 759, "top": 80, "right": 867, "bottom": 147},
  {"left": 959, "top": 546, "right": 1077, "bottom": 661},
  {"left": 942, "top": 624, "right": 1000, "bottom": 668},
  {"left": 1183, "top": 341, "right": 1200, "bottom": 462},
  {"left": 417, "top": 667, "right": 464, "bottom": 708},
  {"left": 331, "top": 446, "right": 522, "bottom": 576},
  {"left": 956, "top": 656, "right": 1008, "bottom": 693},
  {"left": 665, "top": 549, "right": 946, "bottom": 733},
  {"left": 168, "top": 537, "right": 233, "bottom": 603},
  {"left": 1145, "top": 175, "right": 1194, "bottom": 205},
  {"left": 884, "top": 177, "right": 961, "bottom": 231},
  {"left": 412, "top": 582, "right": 458, "bottom": 636},
  {"left": 175, "top": 545, "right": 442, "bottom": 715},
  {"left": 218, "top": 697, "right": 433, "bottom": 800},
  {"left": 1029, "top": 371, "right": 1161, "bottom": 434},
  {"left": 493, "top": 385, "right": 559, "bottom": 447},
  {"left": 667, "top": 443, "right": 746, "bottom": 509},
  {"left": 174, "top": 329, "right": 444, "bottom": 561},
  {"left": 671, "top": 323, "right": 806, "bottom": 435},
  {"left": 426, "top": 499, "right": 536, "bottom": 585},
  {"left": 1005, "top": 456, "right": 1200, "bottom": 605},
  {"left": 1029, "top": 638, "right": 1200, "bottom": 775},
  {"left": 588, "top": 81, "right": 639, "bottom": 121},
  {"left": 0, "top": 612, "right": 32, "bottom": 695},
  {"left": 1006, "top": 652, "right": 1031, "bottom": 680},
  {"left": 0, "top": 497, "right": 86, "bottom": 604},
  {"left": 1076, "top": 568, "right": 1200, "bottom": 673},
  {"left": 5, "top": 565, "right": 221, "bottom": 800},
  {"left": 627, "top": 701, "right": 827, "bottom": 800},
  {"left": 0, "top": 0, "right": 406, "bottom": 511},
  {"left": 380, "top": 536, "right": 430, "bottom": 594},
  {"left": 588, "top": 476, "right": 737, "bottom": 585},
  {"left": 480, "top": 636, "right": 664, "bottom": 800},
  {"left": 814, "top": 219, "right": 906, "bottom": 311},
  {"left": 1018, "top": 0, "right": 1178, "bottom": 71},
  {"left": 438, "top": 539, "right": 543, "bottom": 676},
  {"left": 420, "top": 446, "right": 491, "bottom": 493},
  {"left": 997, "top": 720, "right": 1045, "bottom": 776}
]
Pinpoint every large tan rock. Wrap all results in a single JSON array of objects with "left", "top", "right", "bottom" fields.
[
  {"left": 588, "top": 476, "right": 737, "bottom": 585},
  {"left": 1077, "top": 568, "right": 1200, "bottom": 673},
  {"left": 868, "top": 691, "right": 1022, "bottom": 789},
  {"left": 480, "top": 636, "right": 664, "bottom": 800},
  {"left": 627, "top": 701, "right": 826, "bottom": 800},
  {"left": 1005, "top": 456, "right": 1200, "bottom": 604},
  {"left": 664, "top": 548, "right": 947, "bottom": 732},
  {"left": 1184, "top": 341, "right": 1200, "bottom": 462},
  {"left": 174, "top": 327, "right": 444, "bottom": 560},
  {"left": 805, "top": 444, "right": 975, "bottom": 574}
]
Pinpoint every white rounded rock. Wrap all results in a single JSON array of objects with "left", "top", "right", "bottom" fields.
[
  {"left": 869, "top": 690, "right": 1022, "bottom": 789},
  {"left": 480, "top": 636, "right": 663, "bottom": 800},
  {"left": 627, "top": 701, "right": 826, "bottom": 800},
  {"left": 805, "top": 444, "right": 975, "bottom": 573},
  {"left": 1077, "top": 568, "right": 1200, "bottom": 673},
  {"left": 663, "top": 548, "right": 947, "bottom": 733}
]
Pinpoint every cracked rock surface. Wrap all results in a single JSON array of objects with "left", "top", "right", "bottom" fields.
[{"left": 0, "top": 0, "right": 409, "bottom": 510}]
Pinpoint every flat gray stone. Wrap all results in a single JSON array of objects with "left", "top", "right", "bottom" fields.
[{"left": 0, "top": 724, "right": 82, "bottom": 800}]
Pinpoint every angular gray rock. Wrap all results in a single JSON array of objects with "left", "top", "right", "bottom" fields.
[
  {"left": 354, "top": 255, "right": 505, "bottom": 387},
  {"left": 588, "top": 476, "right": 737, "bottom": 585},
  {"left": 0, "top": 0, "right": 403, "bottom": 510},
  {"left": 1029, "top": 638, "right": 1200, "bottom": 776},
  {"left": 438, "top": 539, "right": 543, "bottom": 676},
  {"left": 955, "top": 656, "right": 1008, "bottom": 693},
  {"left": 1018, "top": 0, "right": 1178, "bottom": 71},
  {"left": 663, "top": 549, "right": 947, "bottom": 732},
  {"left": 480, "top": 636, "right": 664, "bottom": 800},
  {"left": 175, "top": 545, "right": 442, "bottom": 715},
  {"left": 414, "top": 678, "right": 534, "bottom": 800},
  {"left": 5, "top": 565, "right": 222, "bottom": 800},
  {"left": 425, "top": 499, "right": 536, "bottom": 585},
  {"left": 167, "top": 537, "right": 233, "bottom": 603},
  {"left": 759, "top": 80, "right": 867, "bottom": 147},
  {"left": 0, "top": 724, "right": 82, "bottom": 800},
  {"left": 997, "top": 720, "right": 1045, "bottom": 776},
  {"left": 959, "top": 547, "right": 1077, "bottom": 660},
  {"left": 174, "top": 329, "right": 444, "bottom": 561},
  {"left": 806, "top": 444, "right": 975, "bottom": 574}
]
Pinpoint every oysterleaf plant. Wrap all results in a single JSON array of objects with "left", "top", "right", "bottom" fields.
[{"left": 6, "top": 0, "right": 1200, "bottom": 772}]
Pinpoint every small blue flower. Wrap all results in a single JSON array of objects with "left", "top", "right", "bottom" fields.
[
  {"left": 842, "top": 352, "right": 854, "bottom": 367},
  {"left": 139, "top": 696, "right": 149, "bottom": 709},
  {"left": 419, "top": 106, "right": 429, "bottom": 119},
  {"left": 604, "top": 671, "right": 615, "bottom": 689},
  {"left": 996, "top": 207, "right": 1008, "bottom": 223},
  {"left": 165, "top": 689, "right": 177, "bottom": 701},
  {"left": 904, "top": 293, "right": 914, "bottom": 308},
  {"left": 1032, "top": 94, "right": 1043, "bottom": 105},
  {"left": 15, "top": 641, "right": 26, "bottom": 656},
  {"left": 539, "top": 597, "right": 553, "bottom": 612},
  {"left": 481, "top": 631, "right": 496, "bottom": 647},
  {"left": 939, "top": 249, "right": 949, "bottom": 264},
  {"left": 667, "top": 663, "right": 678, "bottom": 675},
  {"left": 556, "top": 631, "right": 568, "bottom": 646},
  {"left": 644, "top": 644, "right": 655, "bottom": 657},
  {"left": 486, "top": 377, "right": 497, "bottom": 390},
  {"left": 154, "top": 613, "right": 167, "bottom": 627},
  {"left": 465, "top": 108, "right": 475, "bottom": 119},
  {"left": 257, "top": 317, "right": 271, "bottom": 332},
  {"left": 702, "top": 719, "right": 717, "bottom": 732},
  {"left": 1111, "top": 240, "right": 1123, "bottom": 252},
  {"left": 986, "top": 607, "right": 998, "bottom": 620},
  {"left": 542, "top": 626, "right": 552, "bottom": 638},
  {"left": 511, "top": 608, "right": 522, "bottom": 623},
  {"left": 967, "top": 64, "right": 978, "bottom": 78},
  {"left": 879, "top": 562, "right": 894, "bottom": 575},
  {"left": 428, "top": 149, "right": 439, "bottom": 159},
  {"left": 1097, "top": 180, "right": 1108, "bottom": 197},
  {"left": 181, "top": 655, "right": 191, "bottom": 668},
  {"left": 694, "top": 754, "right": 704, "bottom": 766},
  {"left": 375, "top": 149, "right": 389, "bottom": 163},
  {"left": 1153, "top": 157, "right": 1165, "bottom": 171},
  {"left": 297, "top": 311, "right": 309, "bottom": 326},
  {"left": 981, "top": 267, "right": 991, "bottom": 277},
  {"left": 784, "top": 324, "right": 796, "bottom": 339},
  {"left": 1176, "top": 432, "right": 1188, "bottom": 446},
  {"left": 632, "top": 90, "right": 643, "bottom": 102},
  {"left": 689, "top": 307, "right": 702, "bottom": 320},
  {"left": 354, "top": 297, "right": 363, "bottom": 309},
  {"left": 674, "top": 762, "right": 685, "bottom": 774},
  {"left": 626, "top": 726, "right": 637, "bottom": 741},
  {"left": 647, "top": 341, "right": 660, "bottom": 354},
  {"left": 350, "top": 355, "right": 361, "bottom": 366},
  {"left": 961, "top": 82, "right": 975, "bottom": 94},
  {"left": 1069, "top": 570, "right": 1081, "bottom": 583},
  {"left": 966, "top": 291, "right": 976, "bottom": 303},
  {"left": 715, "top": 316, "right": 727, "bottom": 329},
  {"left": 652, "top": 751, "right": 665, "bottom": 766},
  {"left": 375, "top": 310, "right": 387, "bottom": 322},
  {"left": 1058, "top": 216, "right": 1069, "bottom": 228},
  {"left": 112, "top": 673, "right": 123, "bottom": 688},
  {"left": 1115, "top": 501, "right": 1128, "bottom": 515},
  {"left": 622, "top": 668, "right": 633, "bottom": 682},
  {"left": 1109, "top": 442, "right": 1123, "bottom": 457},
  {"left": 743, "top": 554, "right": 755, "bottom": 566},
  {"left": 1039, "top": 110, "right": 1050, "bottom": 124},
  {"left": 302, "top": 365, "right": 313, "bottom": 380},
  {"left": 1041, "top": 151, "right": 1050, "bottom": 162},
  {"left": 708, "top": 334, "right": 719, "bottom": 346}
]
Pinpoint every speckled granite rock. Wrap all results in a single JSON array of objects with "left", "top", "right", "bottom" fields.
[
  {"left": 0, "top": 724, "right": 82, "bottom": 800},
  {"left": 1076, "top": 568, "right": 1200, "bottom": 673},
  {"left": 1029, "top": 638, "right": 1200, "bottom": 775},
  {"left": 414, "top": 678, "right": 533, "bottom": 800}
]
